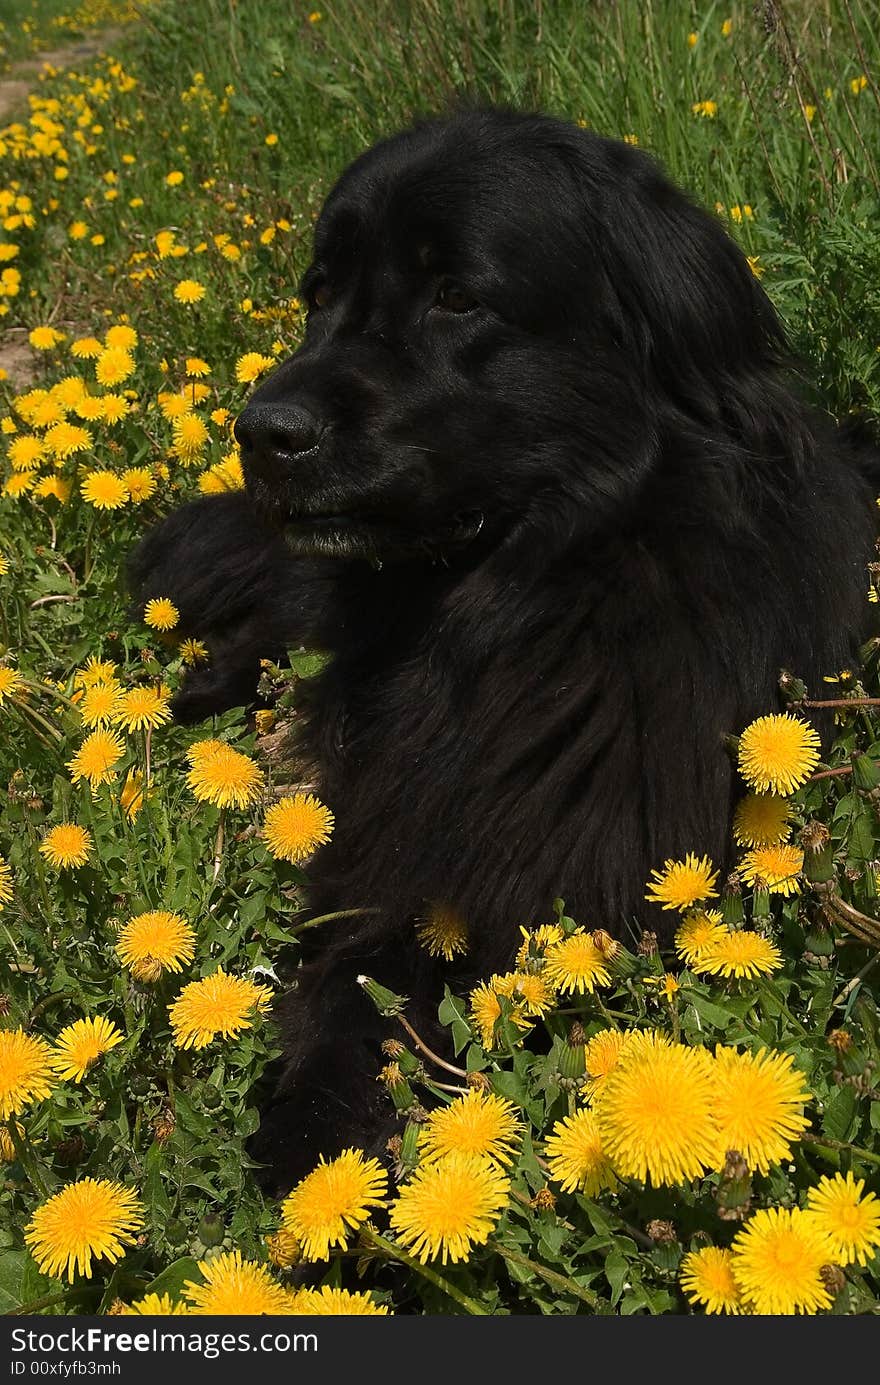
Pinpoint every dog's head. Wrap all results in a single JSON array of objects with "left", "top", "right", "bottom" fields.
[{"left": 236, "top": 108, "right": 784, "bottom": 561}]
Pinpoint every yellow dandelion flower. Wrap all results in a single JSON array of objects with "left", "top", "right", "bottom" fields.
[
  {"left": 78, "top": 681, "right": 122, "bottom": 728},
  {"left": 0, "top": 854, "right": 12, "bottom": 908},
  {"left": 121, "top": 1293, "right": 189, "bottom": 1315},
  {"left": 71, "top": 336, "right": 102, "bottom": 359},
  {"left": 389, "top": 1153, "right": 510, "bottom": 1265},
  {"left": 4, "top": 472, "right": 36, "bottom": 498},
  {"left": 494, "top": 969, "right": 556, "bottom": 1016},
  {"left": 712, "top": 1046, "right": 810, "bottom": 1174},
  {"left": 584, "top": 1027, "right": 631, "bottom": 1096},
  {"left": 514, "top": 922, "right": 565, "bottom": 969},
  {"left": 198, "top": 454, "right": 245, "bottom": 493},
  {"left": 157, "top": 391, "right": 191, "bottom": 421},
  {"left": 265, "top": 1226, "right": 301, "bottom": 1269},
  {"left": 730, "top": 1207, "right": 835, "bottom": 1315},
  {"left": 7, "top": 434, "right": 44, "bottom": 470},
  {"left": 281, "top": 1149, "right": 387, "bottom": 1261},
  {"left": 67, "top": 728, "right": 126, "bottom": 789},
  {"left": 171, "top": 412, "right": 209, "bottom": 462},
  {"left": 74, "top": 657, "right": 117, "bottom": 689},
  {"left": 418, "top": 1089, "right": 523, "bottom": 1167},
  {"left": 235, "top": 352, "right": 275, "bottom": 383},
  {"left": 33, "top": 475, "right": 72, "bottom": 504},
  {"left": 739, "top": 843, "right": 803, "bottom": 896},
  {"left": 169, "top": 969, "right": 272, "bottom": 1049},
  {"left": 414, "top": 904, "right": 469, "bottom": 960},
  {"left": 44, "top": 421, "right": 92, "bottom": 460},
  {"left": 183, "top": 1250, "right": 290, "bottom": 1315},
  {"left": 166, "top": 170, "right": 184, "bottom": 187},
  {"left": 187, "top": 743, "right": 261, "bottom": 808},
  {"left": 143, "top": 597, "right": 179, "bottom": 632},
  {"left": 733, "top": 792, "right": 792, "bottom": 847},
  {"left": 594, "top": 1032, "right": 717, "bottom": 1185},
  {"left": 122, "top": 467, "right": 156, "bottom": 502},
  {"left": 0, "top": 1125, "right": 19, "bottom": 1161},
  {"left": 0, "top": 666, "right": 23, "bottom": 705},
  {"left": 0, "top": 1029, "right": 55, "bottom": 1118},
  {"left": 174, "top": 279, "right": 206, "bottom": 304},
  {"left": 542, "top": 929, "right": 611, "bottom": 994},
  {"left": 469, "top": 976, "right": 531, "bottom": 1049},
  {"left": 645, "top": 854, "right": 719, "bottom": 912},
  {"left": 25, "top": 1179, "right": 144, "bottom": 1283},
  {"left": 100, "top": 395, "right": 131, "bottom": 426},
  {"left": 119, "top": 769, "right": 145, "bottom": 821},
  {"left": 262, "top": 792, "right": 333, "bottom": 862},
  {"left": 116, "top": 910, "right": 196, "bottom": 981},
  {"left": 29, "top": 326, "right": 65, "bottom": 350},
  {"left": 738, "top": 714, "right": 821, "bottom": 795},
  {"left": 692, "top": 100, "right": 718, "bottom": 117},
  {"left": 545, "top": 1109, "right": 618, "bottom": 1196},
  {"left": 39, "top": 823, "right": 92, "bottom": 869},
  {"left": 81, "top": 471, "right": 129, "bottom": 510},
  {"left": 179, "top": 637, "right": 209, "bottom": 664},
  {"left": 805, "top": 1172, "right": 880, "bottom": 1267},
  {"left": 288, "top": 1286, "right": 389, "bottom": 1315},
  {"left": 674, "top": 909, "right": 726, "bottom": 966},
  {"left": 693, "top": 930, "right": 782, "bottom": 980},
  {"left": 680, "top": 1246, "right": 742, "bottom": 1315},
  {"left": 95, "top": 346, "right": 135, "bottom": 387},
  {"left": 104, "top": 324, "right": 138, "bottom": 351},
  {"left": 113, "top": 685, "right": 172, "bottom": 733},
  {"left": 51, "top": 1016, "right": 124, "bottom": 1081},
  {"left": 186, "top": 737, "right": 227, "bottom": 764},
  {"left": 185, "top": 356, "right": 211, "bottom": 377}
]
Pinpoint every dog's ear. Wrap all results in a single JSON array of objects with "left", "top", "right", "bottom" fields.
[{"left": 562, "top": 131, "right": 785, "bottom": 395}]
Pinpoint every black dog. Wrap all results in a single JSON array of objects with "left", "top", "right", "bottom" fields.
[{"left": 130, "top": 108, "right": 879, "bottom": 1193}]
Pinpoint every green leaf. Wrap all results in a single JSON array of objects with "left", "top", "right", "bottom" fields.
[
  {"left": 823, "top": 1085, "right": 859, "bottom": 1142},
  {"left": 144, "top": 1256, "right": 203, "bottom": 1302}
]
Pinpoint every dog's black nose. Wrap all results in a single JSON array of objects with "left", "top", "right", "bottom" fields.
[{"left": 234, "top": 403, "right": 323, "bottom": 475}]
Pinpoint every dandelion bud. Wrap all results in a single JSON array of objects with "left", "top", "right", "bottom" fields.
[
  {"left": 466, "top": 1071, "right": 491, "bottom": 1092},
  {"left": 165, "top": 1218, "right": 188, "bottom": 1247},
  {"left": 778, "top": 669, "right": 808, "bottom": 703},
  {"left": 530, "top": 1188, "right": 556, "bottom": 1212},
  {"left": 799, "top": 820, "right": 835, "bottom": 883},
  {"left": 828, "top": 1028, "right": 853, "bottom": 1054},
  {"left": 852, "top": 754, "right": 880, "bottom": 792},
  {"left": 558, "top": 1040, "right": 586, "bottom": 1081},
  {"left": 197, "top": 1214, "right": 225, "bottom": 1248},
  {"left": 716, "top": 1149, "right": 752, "bottom": 1221},
  {"left": 357, "top": 975, "right": 408, "bottom": 1017},
  {"left": 591, "top": 929, "right": 619, "bottom": 959},
  {"left": 568, "top": 1021, "right": 587, "bottom": 1047},
  {"left": 645, "top": 1219, "right": 678, "bottom": 1245},
  {"left": 820, "top": 1264, "right": 846, "bottom": 1297},
  {"left": 399, "top": 1119, "right": 421, "bottom": 1172},
  {"left": 266, "top": 1227, "right": 301, "bottom": 1269},
  {"left": 381, "top": 1038, "right": 406, "bottom": 1059},
  {"left": 750, "top": 884, "right": 771, "bottom": 921},
  {"left": 721, "top": 873, "right": 745, "bottom": 927},
  {"left": 637, "top": 930, "right": 658, "bottom": 958},
  {"left": 379, "top": 1063, "right": 415, "bottom": 1113}
]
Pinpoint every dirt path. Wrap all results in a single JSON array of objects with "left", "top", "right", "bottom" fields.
[{"left": 0, "top": 29, "right": 123, "bottom": 389}]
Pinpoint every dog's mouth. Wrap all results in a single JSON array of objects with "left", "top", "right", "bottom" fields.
[{"left": 281, "top": 506, "right": 485, "bottom": 562}]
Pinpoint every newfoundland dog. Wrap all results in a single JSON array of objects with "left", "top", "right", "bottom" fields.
[{"left": 129, "top": 107, "right": 879, "bottom": 1193}]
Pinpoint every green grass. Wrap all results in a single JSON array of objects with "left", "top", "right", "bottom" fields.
[{"left": 0, "top": 0, "right": 879, "bottom": 1317}]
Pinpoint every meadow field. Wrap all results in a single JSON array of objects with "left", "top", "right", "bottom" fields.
[{"left": 0, "top": 0, "right": 879, "bottom": 1316}]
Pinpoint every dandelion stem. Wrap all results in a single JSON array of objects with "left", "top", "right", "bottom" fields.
[
  {"left": 211, "top": 809, "right": 225, "bottom": 883},
  {"left": 7, "top": 1119, "right": 51, "bottom": 1198},
  {"left": 289, "top": 906, "right": 380, "bottom": 935},
  {"left": 359, "top": 1226, "right": 490, "bottom": 1314},
  {"left": 801, "top": 1132, "right": 880, "bottom": 1168},
  {"left": 396, "top": 1014, "right": 468, "bottom": 1079},
  {"left": 832, "top": 953, "right": 880, "bottom": 1009},
  {"left": 486, "top": 1239, "right": 599, "bottom": 1307}
]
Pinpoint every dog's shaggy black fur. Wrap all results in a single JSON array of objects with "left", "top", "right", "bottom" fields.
[{"left": 129, "top": 108, "right": 879, "bottom": 1193}]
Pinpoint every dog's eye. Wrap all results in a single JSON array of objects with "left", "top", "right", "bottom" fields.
[
  {"left": 434, "top": 282, "right": 478, "bottom": 314},
  {"left": 310, "top": 283, "right": 331, "bottom": 311}
]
